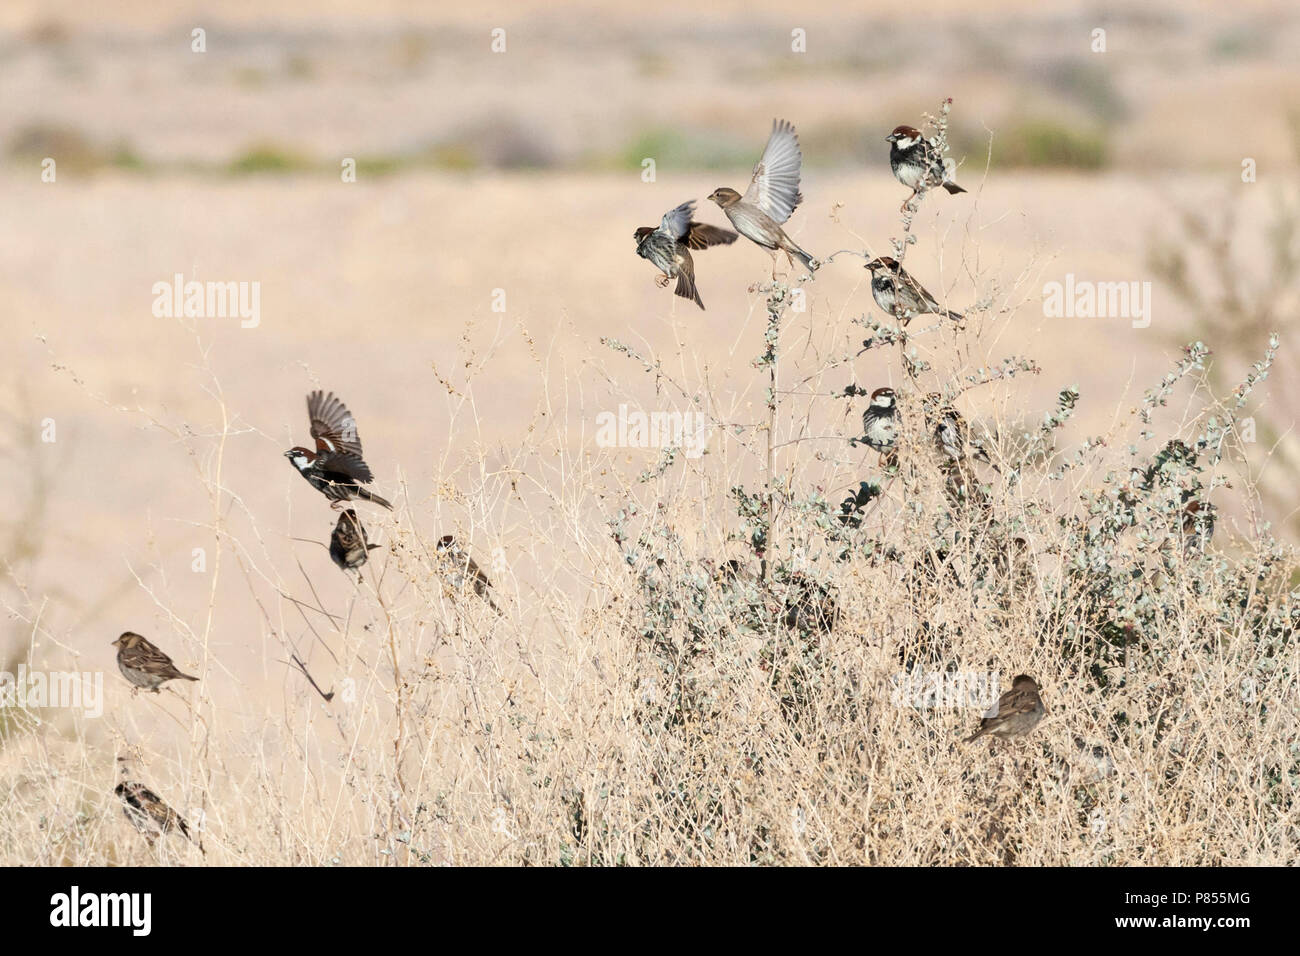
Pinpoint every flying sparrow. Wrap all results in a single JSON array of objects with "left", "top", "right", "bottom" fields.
[
  {"left": 965, "top": 674, "right": 1046, "bottom": 742},
  {"left": 330, "top": 508, "right": 380, "bottom": 574},
  {"left": 865, "top": 257, "right": 961, "bottom": 323},
  {"left": 115, "top": 781, "right": 200, "bottom": 851},
  {"left": 284, "top": 390, "right": 392, "bottom": 510},
  {"left": 634, "top": 200, "right": 737, "bottom": 310},
  {"left": 861, "top": 386, "right": 897, "bottom": 455},
  {"left": 112, "top": 632, "right": 198, "bottom": 694},
  {"left": 887, "top": 124, "right": 966, "bottom": 211},
  {"left": 708, "top": 119, "right": 818, "bottom": 279},
  {"left": 436, "top": 535, "right": 501, "bottom": 614}
]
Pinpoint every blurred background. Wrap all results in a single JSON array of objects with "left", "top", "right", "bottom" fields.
[{"left": 2, "top": 0, "right": 1298, "bottom": 743}]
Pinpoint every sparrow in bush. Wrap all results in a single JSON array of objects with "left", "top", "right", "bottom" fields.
[
  {"left": 634, "top": 200, "right": 738, "bottom": 310},
  {"left": 330, "top": 508, "right": 380, "bottom": 574},
  {"left": 112, "top": 632, "right": 198, "bottom": 694},
  {"left": 115, "top": 781, "right": 200, "bottom": 850},
  {"left": 861, "top": 387, "right": 897, "bottom": 454},
  {"left": 1181, "top": 499, "right": 1215, "bottom": 553},
  {"left": 865, "top": 257, "right": 961, "bottom": 323},
  {"left": 887, "top": 124, "right": 966, "bottom": 210},
  {"left": 782, "top": 572, "right": 838, "bottom": 634},
  {"left": 436, "top": 535, "right": 501, "bottom": 613},
  {"left": 708, "top": 119, "right": 818, "bottom": 279},
  {"left": 965, "top": 674, "right": 1045, "bottom": 742},
  {"left": 284, "top": 390, "right": 392, "bottom": 510},
  {"left": 926, "top": 399, "right": 998, "bottom": 472}
]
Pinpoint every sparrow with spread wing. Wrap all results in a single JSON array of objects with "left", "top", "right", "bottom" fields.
[
  {"left": 634, "top": 200, "right": 737, "bottom": 309},
  {"left": 708, "top": 119, "right": 818, "bottom": 279},
  {"left": 284, "top": 390, "right": 392, "bottom": 510}
]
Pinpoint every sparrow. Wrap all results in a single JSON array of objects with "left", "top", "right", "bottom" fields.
[
  {"left": 115, "top": 781, "right": 200, "bottom": 851},
  {"left": 1180, "top": 499, "right": 1215, "bottom": 553},
  {"left": 865, "top": 257, "right": 961, "bottom": 323},
  {"left": 330, "top": 508, "right": 380, "bottom": 574},
  {"left": 782, "top": 572, "right": 838, "bottom": 634},
  {"left": 634, "top": 200, "right": 737, "bottom": 309},
  {"left": 887, "top": 124, "right": 966, "bottom": 211},
  {"left": 708, "top": 119, "right": 818, "bottom": 279},
  {"left": 112, "top": 632, "right": 198, "bottom": 694},
  {"left": 929, "top": 402, "right": 999, "bottom": 471},
  {"left": 284, "top": 390, "right": 392, "bottom": 510},
  {"left": 965, "top": 674, "right": 1046, "bottom": 742},
  {"left": 436, "top": 535, "right": 501, "bottom": 613},
  {"left": 860, "top": 387, "right": 897, "bottom": 454}
]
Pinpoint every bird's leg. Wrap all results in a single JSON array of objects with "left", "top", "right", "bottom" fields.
[
  {"left": 655, "top": 273, "right": 671, "bottom": 288},
  {"left": 330, "top": 500, "right": 344, "bottom": 512},
  {"left": 768, "top": 249, "right": 779, "bottom": 281}
]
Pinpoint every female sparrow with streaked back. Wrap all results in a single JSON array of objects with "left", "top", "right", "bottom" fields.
[
  {"left": 865, "top": 257, "right": 962, "bottom": 323},
  {"left": 112, "top": 631, "right": 198, "bottom": 694},
  {"left": 708, "top": 119, "right": 818, "bottom": 279},
  {"left": 635, "top": 200, "right": 737, "bottom": 310},
  {"left": 330, "top": 508, "right": 380, "bottom": 574},
  {"left": 115, "top": 781, "right": 201, "bottom": 851},
  {"left": 284, "top": 390, "right": 392, "bottom": 510},
  {"left": 965, "top": 674, "right": 1046, "bottom": 742},
  {"left": 887, "top": 124, "right": 966, "bottom": 211},
  {"left": 436, "top": 535, "right": 501, "bottom": 614}
]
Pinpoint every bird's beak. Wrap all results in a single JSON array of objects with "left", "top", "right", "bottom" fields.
[{"left": 886, "top": 134, "right": 896, "bottom": 143}]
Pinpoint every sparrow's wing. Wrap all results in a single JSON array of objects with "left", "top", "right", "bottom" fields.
[
  {"left": 308, "top": 390, "right": 364, "bottom": 458},
  {"left": 743, "top": 119, "right": 803, "bottom": 224},
  {"left": 659, "top": 201, "right": 696, "bottom": 241},
  {"left": 996, "top": 686, "right": 1039, "bottom": 718},
  {"left": 316, "top": 450, "right": 375, "bottom": 484},
  {"left": 130, "top": 637, "right": 179, "bottom": 672},
  {"left": 684, "top": 222, "right": 739, "bottom": 250}
]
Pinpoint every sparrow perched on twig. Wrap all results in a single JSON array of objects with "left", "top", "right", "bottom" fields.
[
  {"left": 634, "top": 201, "right": 737, "bottom": 310},
  {"left": 928, "top": 401, "right": 999, "bottom": 471},
  {"left": 284, "top": 390, "right": 392, "bottom": 510},
  {"left": 861, "top": 387, "right": 897, "bottom": 456},
  {"left": 330, "top": 508, "right": 380, "bottom": 574},
  {"left": 115, "top": 782, "right": 201, "bottom": 851},
  {"left": 965, "top": 674, "right": 1046, "bottom": 742},
  {"left": 112, "top": 632, "right": 198, "bottom": 694},
  {"left": 865, "top": 257, "right": 962, "bottom": 323},
  {"left": 708, "top": 119, "right": 818, "bottom": 279},
  {"left": 887, "top": 124, "right": 966, "bottom": 211},
  {"left": 436, "top": 535, "right": 501, "bottom": 614}
]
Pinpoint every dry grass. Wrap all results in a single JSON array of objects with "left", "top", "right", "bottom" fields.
[{"left": 2, "top": 171, "right": 1295, "bottom": 865}]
